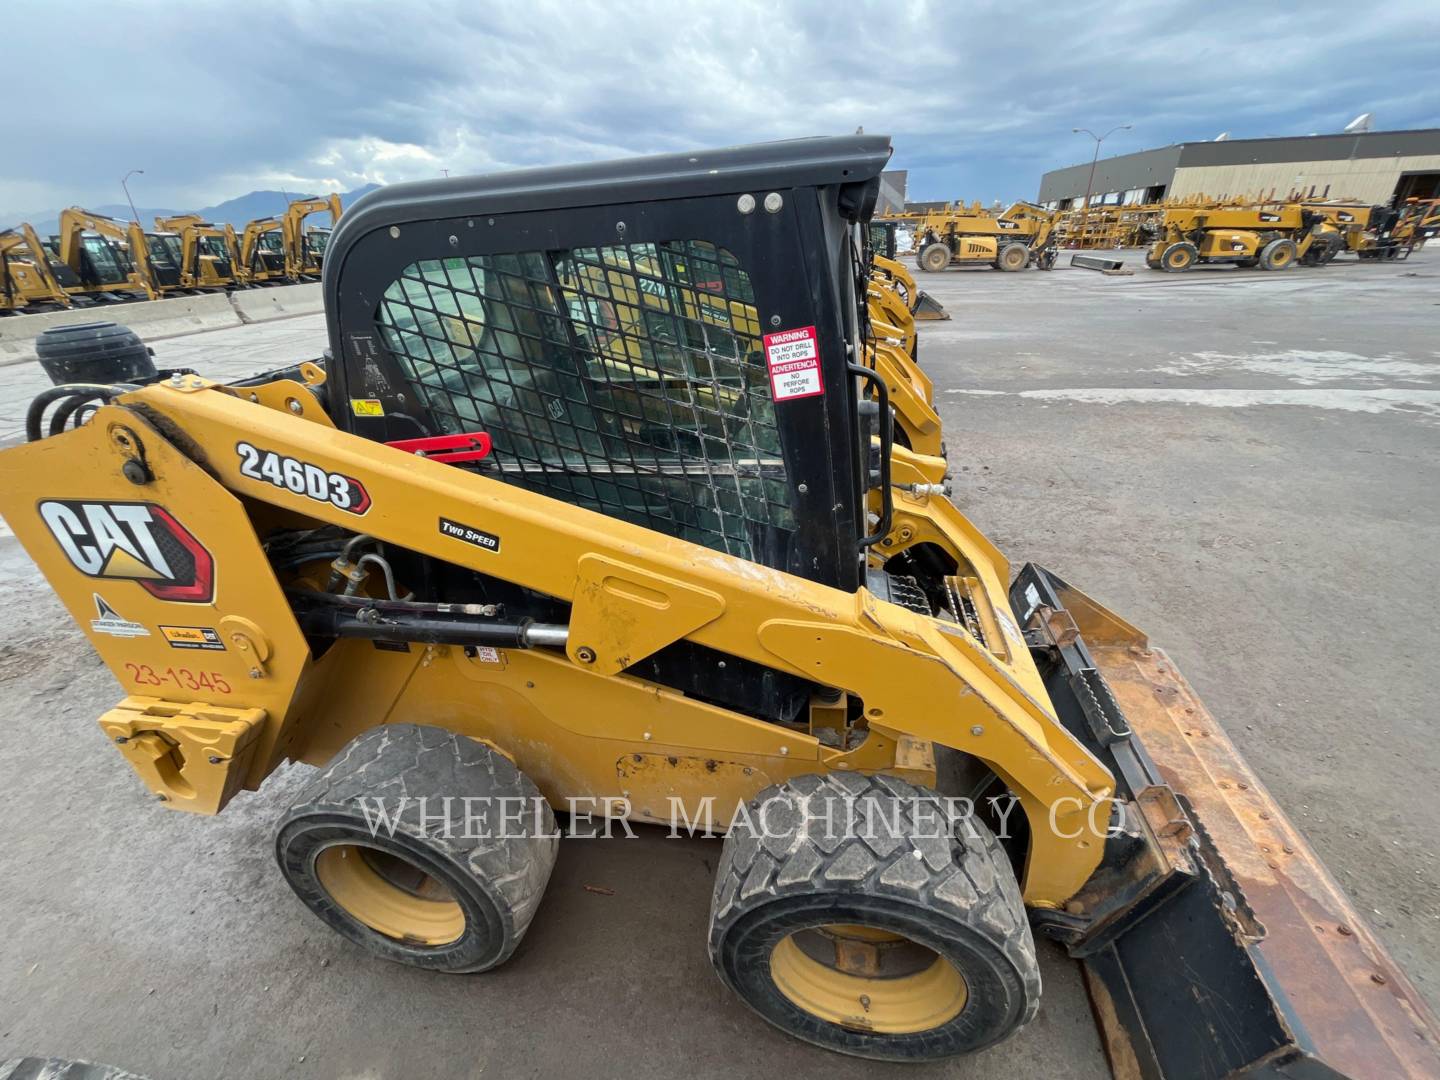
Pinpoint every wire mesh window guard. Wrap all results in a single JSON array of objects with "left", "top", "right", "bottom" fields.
[{"left": 375, "top": 239, "right": 794, "bottom": 560}]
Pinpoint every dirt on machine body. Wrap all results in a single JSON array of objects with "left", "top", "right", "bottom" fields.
[{"left": 2, "top": 136, "right": 1437, "bottom": 1076}]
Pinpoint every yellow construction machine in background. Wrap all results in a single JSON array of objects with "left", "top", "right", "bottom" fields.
[
  {"left": 48, "top": 208, "right": 185, "bottom": 300},
  {"left": 240, "top": 194, "right": 344, "bottom": 284},
  {"left": 1142, "top": 203, "right": 1321, "bottom": 272},
  {"left": 915, "top": 201, "right": 1059, "bottom": 272},
  {"left": 1, "top": 223, "right": 80, "bottom": 313},
  {"left": 283, "top": 194, "right": 342, "bottom": 280},
  {"left": 154, "top": 214, "right": 243, "bottom": 288}
]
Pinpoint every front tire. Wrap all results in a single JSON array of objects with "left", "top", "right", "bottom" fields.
[
  {"left": 1158, "top": 241, "right": 1198, "bottom": 272},
  {"left": 708, "top": 773, "right": 1039, "bottom": 1062},
  {"left": 1259, "top": 238, "right": 1297, "bottom": 271},
  {"left": 276, "top": 724, "right": 558, "bottom": 973},
  {"left": 996, "top": 242, "right": 1029, "bottom": 272},
  {"left": 918, "top": 242, "right": 951, "bottom": 273}
]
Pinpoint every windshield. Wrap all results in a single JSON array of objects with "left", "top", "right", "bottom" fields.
[
  {"left": 148, "top": 234, "right": 182, "bottom": 268},
  {"left": 81, "top": 235, "right": 126, "bottom": 281}
]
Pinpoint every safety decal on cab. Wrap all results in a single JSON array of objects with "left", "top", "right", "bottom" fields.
[
  {"left": 39, "top": 501, "right": 215, "bottom": 603},
  {"left": 237, "top": 442, "right": 372, "bottom": 514},
  {"left": 350, "top": 398, "right": 385, "bottom": 417},
  {"left": 763, "top": 325, "right": 824, "bottom": 402}
]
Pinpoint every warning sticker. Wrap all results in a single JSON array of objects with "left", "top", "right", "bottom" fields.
[
  {"left": 160, "top": 625, "right": 226, "bottom": 651},
  {"left": 763, "top": 325, "right": 824, "bottom": 402},
  {"left": 350, "top": 399, "right": 385, "bottom": 417}
]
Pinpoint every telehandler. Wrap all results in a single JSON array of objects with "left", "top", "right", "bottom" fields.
[
  {"left": 915, "top": 202, "right": 1059, "bottom": 273},
  {"left": 1142, "top": 204, "right": 1322, "bottom": 272},
  {"left": 1, "top": 223, "right": 79, "bottom": 313},
  {"left": 2, "top": 136, "right": 1437, "bottom": 1075},
  {"left": 1302, "top": 199, "right": 1440, "bottom": 262},
  {"left": 154, "top": 214, "right": 243, "bottom": 289}
]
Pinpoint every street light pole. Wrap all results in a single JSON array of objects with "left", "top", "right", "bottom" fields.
[
  {"left": 1071, "top": 125, "right": 1131, "bottom": 245},
  {"left": 121, "top": 169, "right": 144, "bottom": 223}
]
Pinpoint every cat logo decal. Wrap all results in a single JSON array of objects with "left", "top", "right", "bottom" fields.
[{"left": 38, "top": 500, "right": 214, "bottom": 603}]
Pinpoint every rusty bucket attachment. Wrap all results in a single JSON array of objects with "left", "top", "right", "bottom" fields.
[
  {"left": 1011, "top": 565, "right": 1440, "bottom": 1079},
  {"left": 911, "top": 289, "right": 950, "bottom": 320}
]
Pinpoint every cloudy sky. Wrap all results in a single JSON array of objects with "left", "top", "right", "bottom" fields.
[{"left": 6, "top": 0, "right": 1438, "bottom": 219}]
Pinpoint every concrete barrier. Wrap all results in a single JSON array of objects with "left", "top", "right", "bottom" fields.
[
  {"left": 232, "top": 282, "right": 324, "bottom": 324},
  {"left": 0, "top": 293, "right": 241, "bottom": 366},
  {"left": 0, "top": 282, "right": 324, "bottom": 366}
]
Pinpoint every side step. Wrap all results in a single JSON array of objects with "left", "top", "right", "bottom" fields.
[{"left": 1011, "top": 565, "right": 1440, "bottom": 1079}]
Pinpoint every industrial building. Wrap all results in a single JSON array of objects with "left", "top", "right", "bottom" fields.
[{"left": 1038, "top": 128, "right": 1440, "bottom": 208}]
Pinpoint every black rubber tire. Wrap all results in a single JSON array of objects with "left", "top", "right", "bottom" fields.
[
  {"left": 33, "top": 322, "right": 156, "bottom": 386},
  {"left": 1158, "top": 242, "right": 1198, "bottom": 272},
  {"left": 1258, "top": 238, "right": 1298, "bottom": 271},
  {"left": 276, "top": 724, "right": 558, "bottom": 973},
  {"left": 918, "top": 243, "right": 951, "bottom": 273},
  {"left": 708, "top": 772, "right": 1039, "bottom": 1062},
  {"left": 996, "top": 243, "right": 1029, "bottom": 272}
]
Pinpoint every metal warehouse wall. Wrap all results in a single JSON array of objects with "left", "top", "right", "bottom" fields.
[
  {"left": 1037, "top": 145, "right": 1181, "bottom": 203},
  {"left": 1038, "top": 129, "right": 1440, "bottom": 205},
  {"left": 1167, "top": 154, "right": 1440, "bottom": 203}
]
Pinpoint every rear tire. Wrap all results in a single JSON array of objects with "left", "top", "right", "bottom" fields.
[
  {"left": 708, "top": 773, "right": 1039, "bottom": 1062},
  {"left": 1158, "top": 242, "right": 1198, "bottom": 272},
  {"left": 1258, "top": 238, "right": 1297, "bottom": 271},
  {"left": 276, "top": 724, "right": 558, "bottom": 973},
  {"left": 918, "top": 243, "right": 951, "bottom": 273},
  {"left": 996, "top": 243, "right": 1029, "bottom": 272}
]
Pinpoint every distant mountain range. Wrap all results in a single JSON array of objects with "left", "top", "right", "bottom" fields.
[{"left": 11, "top": 184, "right": 381, "bottom": 236}]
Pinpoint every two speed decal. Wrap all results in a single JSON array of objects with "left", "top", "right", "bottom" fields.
[{"left": 237, "top": 443, "right": 371, "bottom": 514}]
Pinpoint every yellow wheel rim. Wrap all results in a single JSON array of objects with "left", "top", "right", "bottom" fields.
[
  {"left": 769, "top": 923, "right": 968, "bottom": 1035},
  {"left": 315, "top": 844, "right": 465, "bottom": 946},
  {"left": 1272, "top": 247, "right": 1292, "bottom": 267},
  {"left": 1166, "top": 248, "right": 1191, "bottom": 270}
]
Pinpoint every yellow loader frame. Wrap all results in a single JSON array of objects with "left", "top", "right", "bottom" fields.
[{"left": 0, "top": 370, "right": 1110, "bottom": 906}]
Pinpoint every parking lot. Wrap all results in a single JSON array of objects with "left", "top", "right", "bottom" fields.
[{"left": 1, "top": 250, "right": 1436, "bottom": 1079}]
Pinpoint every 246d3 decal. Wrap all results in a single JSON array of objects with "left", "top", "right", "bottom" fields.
[
  {"left": 237, "top": 442, "right": 371, "bottom": 514},
  {"left": 38, "top": 500, "right": 214, "bottom": 603}
]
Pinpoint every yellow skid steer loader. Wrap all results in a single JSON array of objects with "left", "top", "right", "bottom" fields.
[{"left": 1, "top": 136, "right": 1436, "bottom": 1075}]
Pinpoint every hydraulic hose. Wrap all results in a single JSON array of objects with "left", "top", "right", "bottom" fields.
[{"left": 26, "top": 383, "right": 139, "bottom": 443}]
